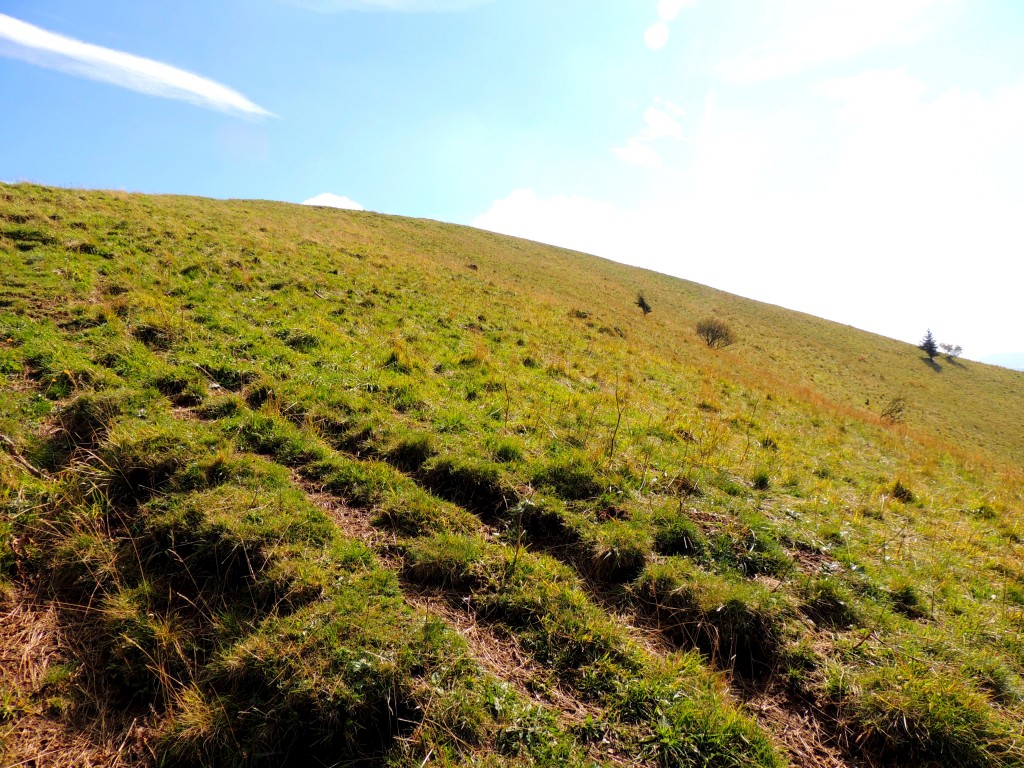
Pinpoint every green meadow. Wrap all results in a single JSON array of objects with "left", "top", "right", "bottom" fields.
[{"left": 2, "top": 183, "right": 1023, "bottom": 767}]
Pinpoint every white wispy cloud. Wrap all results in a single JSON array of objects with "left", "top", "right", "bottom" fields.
[
  {"left": 0, "top": 14, "right": 272, "bottom": 118},
  {"left": 285, "top": 0, "right": 494, "bottom": 12},
  {"left": 302, "top": 193, "right": 366, "bottom": 210},
  {"left": 720, "top": 0, "right": 947, "bottom": 83}
]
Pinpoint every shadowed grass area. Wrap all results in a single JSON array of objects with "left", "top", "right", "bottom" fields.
[{"left": 2, "top": 183, "right": 1024, "bottom": 766}]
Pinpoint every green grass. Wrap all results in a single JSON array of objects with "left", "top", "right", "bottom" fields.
[{"left": 1, "top": 182, "right": 1023, "bottom": 766}]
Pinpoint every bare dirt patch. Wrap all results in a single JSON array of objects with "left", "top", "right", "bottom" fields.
[{"left": 0, "top": 591, "right": 138, "bottom": 768}]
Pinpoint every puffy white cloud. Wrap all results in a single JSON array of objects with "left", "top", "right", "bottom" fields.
[
  {"left": 644, "top": 0, "right": 696, "bottom": 50},
  {"left": 473, "top": 189, "right": 658, "bottom": 261},
  {"left": 721, "top": 0, "right": 947, "bottom": 83},
  {"left": 302, "top": 193, "right": 366, "bottom": 210},
  {"left": 658, "top": 0, "right": 696, "bottom": 22},
  {"left": 612, "top": 104, "right": 685, "bottom": 169},
  {"left": 644, "top": 21, "right": 671, "bottom": 51},
  {"left": 473, "top": 74, "right": 1024, "bottom": 359},
  {"left": 0, "top": 14, "right": 272, "bottom": 118},
  {"left": 612, "top": 140, "right": 665, "bottom": 169}
]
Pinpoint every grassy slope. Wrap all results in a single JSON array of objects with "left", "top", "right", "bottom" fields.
[{"left": 1, "top": 183, "right": 1023, "bottom": 767}]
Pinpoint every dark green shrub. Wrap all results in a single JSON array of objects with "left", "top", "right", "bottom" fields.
[{"left": 892, "top": 479, "right": 915, "bottom": 503}]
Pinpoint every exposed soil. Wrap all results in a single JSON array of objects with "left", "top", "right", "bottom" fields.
[{"left": 0, "top": 591, "right": 140, "bottom": 768}]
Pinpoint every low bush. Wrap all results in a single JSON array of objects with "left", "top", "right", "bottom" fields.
[
  {"left": 695, "top": 317, "right": 736, "bottom": 349},
  {"left": 891, "top": 479, "right": 916, "bottom": 503}
]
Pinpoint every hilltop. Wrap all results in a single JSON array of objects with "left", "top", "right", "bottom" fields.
[{"left": 1, "top": 183, "right": 1023, "bottom": 767}]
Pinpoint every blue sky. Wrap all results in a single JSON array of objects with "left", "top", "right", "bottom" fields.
[{"left": 2, "top": 0, "right": 1022, "bottom": 363}]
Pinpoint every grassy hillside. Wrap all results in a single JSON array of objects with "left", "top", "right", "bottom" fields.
[{"left": 1, "top": 183, "right": 1022, "bottom": 767}]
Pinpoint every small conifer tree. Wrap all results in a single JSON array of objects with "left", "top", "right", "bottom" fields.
[{"left": 919, "top": 329, "right": 939, "bottom": 360}]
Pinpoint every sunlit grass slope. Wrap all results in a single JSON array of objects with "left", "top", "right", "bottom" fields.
[{"left": 1, "top": 183, "right": 1023, "bottom": 767}]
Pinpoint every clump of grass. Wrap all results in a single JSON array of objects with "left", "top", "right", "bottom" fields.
[
  {"left": 631, "top": 560, "right": 790, "bottom": 675},
  {"left": 383, "top": 335, "right": 415, "bottom": 373},
  {"left": 194, "top": 393, "right": 243, "bottom": 420},
  {"left": 710, "top": 524, "right": 792, "bottom": 578},
  {"left": 891, "top": 478, "right": 916, "bottom": 503},
  {"left": 94, "top": 421, "right": 199, "bottom": 504},
  {"left": 278, "top": 328, "right": 321, "bottom": 352},
  {"left": 401, "top": 533, "right": 486, "bottom": 589},
  {"left": 488, "top": 436, "right": 523, "bottom": 463},
  {"left": 652, "top": 510, "right": 708, "bottom": 558},
  {"left": 383, "top": 430, "right": 435, "bottom": 471},
  {"left": 478, "top": 549, "right": 641, "bottom": 687},
  {"left": 231, "top": 410, "right": 329, "bottom": 468},
  {"left": 150, "top": 365, "right": 206, "bottom": 406},
  {"left": 54, "top": 389, "right": 132, "bottom": 447},
  {"left": 587, "top": 520, "right": 651, "bottom": 584},
  {"left": 799, "top": 576, "right": 861, "bottom": 628},
  {"left": 888, "top": 580, "right": 928, "bottom": 619},
  {"left": 963, "top": 651, "right": 1024, "bottom": 705},
  {"left": 848, "top": 663, "right": 1022, "bottom": 767},
  {"left": 752, "top": 469, "right": 771, "bottom": 491},
  {"left": 131, "top": 317, "right": 177, "bottom": 351},
  {"left": 313, "top": 454, "right": 399, "bottom": 507},
  {"left": 373, "top": 487, "right": 479, "bottom": 536},
  {"left": 420, "top": 455, "right": 510, "bottom": 515},
  {"left": 531, "top": 454, "right": 603, "bottom": 500}
]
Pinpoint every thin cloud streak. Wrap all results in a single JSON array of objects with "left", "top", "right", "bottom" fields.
[
  {"left": 720, "top": 0, "right": 944, "bottom": 83},
  {"left": 285, "top": 0, "right": 495, "bottom": 12},
  {"left": 0, "top": 14, "right": 272, "bottom": 118}
]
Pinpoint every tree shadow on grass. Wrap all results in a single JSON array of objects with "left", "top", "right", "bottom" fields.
[{"left": 921, "top": 356, "right": 943, "bottom": 372}]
